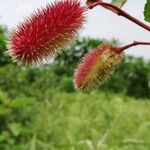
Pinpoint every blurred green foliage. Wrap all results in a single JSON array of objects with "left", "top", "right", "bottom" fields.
[
  {"left": 0, "top": 27, "right": 11, "bottom": 65},
  {"left": 0, "top": 26, "right": 150, "bottom": 149},
  {"left": 0, "top": 90, "right": 150, "bottom": 150}
]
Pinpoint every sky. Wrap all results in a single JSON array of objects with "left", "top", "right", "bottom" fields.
[{"left": 0, "top": 0, "right": 150, "bottom": 59}]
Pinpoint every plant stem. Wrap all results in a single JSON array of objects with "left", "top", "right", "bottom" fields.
[
  {"left": 88, "top": 1, "right": 150, "bottom": 32},
  {"left": 118, "top": 41, "right": 150, "bottom": 52}
]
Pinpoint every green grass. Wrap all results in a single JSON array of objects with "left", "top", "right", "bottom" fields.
[
  {"left": 1, "top": 89, "right": 150, "bottom": 150},
  {"left": 20, "top": 91, "right": 150, "bottom": 150}
]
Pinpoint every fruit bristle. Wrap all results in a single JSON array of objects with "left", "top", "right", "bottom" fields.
[
  {"left": 8, "top": 0, "right": 86, "bottom": 66},
  {"left": 74, "top": 44, "right": 123, "bottom": 90}
]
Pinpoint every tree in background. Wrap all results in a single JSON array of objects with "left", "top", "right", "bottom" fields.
[
  {"left": 0, "top": 26, "right": 11, "bottom": 66},
  {"left": 0, "top": 25, "right": 149, "bottom": 98}
]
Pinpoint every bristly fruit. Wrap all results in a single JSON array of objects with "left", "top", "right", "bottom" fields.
[
  {"left": 74, "top": 44, "right": 123, "bottom": 90},
  {"left": 8, "top": 0, "right": 86, "bottom": 66}
]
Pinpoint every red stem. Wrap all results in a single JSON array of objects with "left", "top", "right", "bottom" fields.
[
  {"left": 88, "top": 1, "right": 150, "bottom": 32},
  {"left": 118, "top": 41, "right": 150, "bottom": 52}
]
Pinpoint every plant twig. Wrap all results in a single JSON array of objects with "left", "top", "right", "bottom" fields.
[
  {"left": 118, "top": 41, "right": 150, "bottom": 52},
  {"left": 122, "top": 139, "right": 147, "bottom": 144},
  {"left": 87, "top": 1, "right": 150, "bottom": 32}
]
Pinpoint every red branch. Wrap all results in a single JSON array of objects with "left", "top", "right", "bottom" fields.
[
  {"left": 87, "top": 1, "right": 150, "bottom": 32},
  {"left": 118, "top": 41, "right": 150, "bottom": 52}
]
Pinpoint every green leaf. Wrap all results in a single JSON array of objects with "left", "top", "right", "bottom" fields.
[
  {"left": 144, "top": 0, "right": 150, "bottom": 22},
  {"left": 0, "top": 135, "right": 6, "bottom": 142},
  {"left": 30, "top": 134, "right": 37, "bottom": 150},
  {"left": 111, "top": 0, "right": 127, "bottom": 8},
  {"left": 0, "top": 107, "right": 10, "bottom": 116},
  {"left": 8, "top": 123, "right": 22, "bottom": 137},
  {"left": 10, "top": 98, "right": 33, "bottom": 108}
]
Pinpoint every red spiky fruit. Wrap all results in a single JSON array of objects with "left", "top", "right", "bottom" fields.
[
  {"left": 8, "top": 0, "right": 86, "bottom": 66},
  {"left": 74, "top": 44, "right": 123, "bottom": 90}
]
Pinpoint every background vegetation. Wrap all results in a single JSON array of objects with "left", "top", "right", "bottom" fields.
[{"left": 0, "top": 26, "right": 150, "bottom": 150}]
